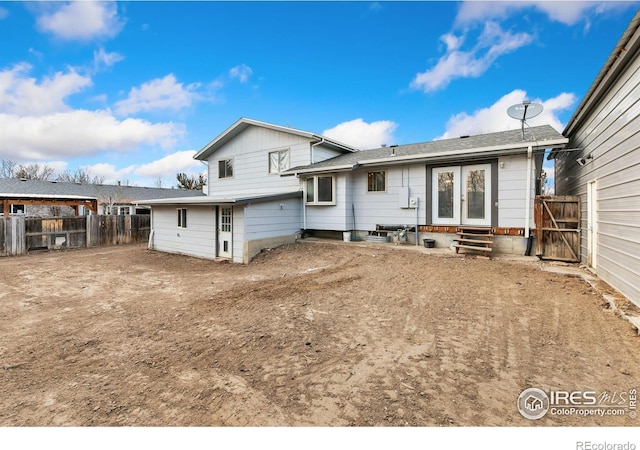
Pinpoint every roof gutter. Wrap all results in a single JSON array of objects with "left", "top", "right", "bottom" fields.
[
  {"left": 356, "top": 138, "right": 568, "bottom": 166},
  {"left": 284, "top": 164, "right": 358, "bottom": 177}
]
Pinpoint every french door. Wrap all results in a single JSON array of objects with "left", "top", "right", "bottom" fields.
[{"left": 432, "top": 164, "right": 491, "bottom": 226}]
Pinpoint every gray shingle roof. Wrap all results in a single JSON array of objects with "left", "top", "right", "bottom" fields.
[
  {"left": 0, "top": 178, "right": 206, "bottom": 202},
  {"left": 285, "top": 125, "right": 567, "bottom": 174}
]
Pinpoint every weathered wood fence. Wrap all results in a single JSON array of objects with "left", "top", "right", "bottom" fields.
[
  {"left": 534, "top": 195, "right": 581, "bottom": 262},
  {"left": 0, "top": 215, "right": 151, "bottom": 256}
]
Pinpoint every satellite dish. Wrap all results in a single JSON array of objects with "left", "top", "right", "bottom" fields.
[
  {"left": 507, "top": 101, "right": 544, "bottom": 140},
  {"left": 507, "top": 101, "right": 543, "bottom": 120}
]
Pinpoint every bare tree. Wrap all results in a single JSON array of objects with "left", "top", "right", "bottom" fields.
[
  {"left": 0, "top": 159, "right": 16, "bottom": 178},
  {"left": 11, "top": 162, "right": 55, "bottom": 180},
  {"left": 176, "top": 172, "right": 206, "bottom": 190},
  {"left": 56, "top": 168, "right": 105, "bottom": 184}
]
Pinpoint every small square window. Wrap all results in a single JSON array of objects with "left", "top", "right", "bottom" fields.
[
  {"left": 269, "top": 149, "right": 290, "bottom": 174},
  {"left": 218, "top": 159, "right": 233, "bottom": 178},
  {"left": 11, "top": 204, "right": 26, "bottom": 215},
  {"left": 367, "top": 171, "right": 386, "bottom": 192}
]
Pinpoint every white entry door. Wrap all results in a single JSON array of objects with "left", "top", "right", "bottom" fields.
[
  {"left": 218, "top": 206, "right": 232, "bottom": 259},
  {"left": 432, "top": 166, "right": 461, "bottom": 225},
  {"left": 461, "top": 164, "right": 491, "bottom": 226},
  {"left": 432, "top": 164, "right": 491, "bottom": 226}
]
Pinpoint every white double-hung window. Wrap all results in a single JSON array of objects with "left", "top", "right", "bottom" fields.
[{"left": 305, "top": 175, "right": 335, "bottom": 205}]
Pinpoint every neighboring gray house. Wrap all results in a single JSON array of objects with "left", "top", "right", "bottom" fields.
[
  {"left": 146, "top": 117, "right": 568, "bottom": 263},
  {"left": 550, "top": 10, "right": 640, "bottom": 307},
  {"left": 0, "top": 178, "right": 205, "bottom": 217}
]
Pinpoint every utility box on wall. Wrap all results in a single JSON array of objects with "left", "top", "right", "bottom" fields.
[
  {"left": 398, "top": 187, "right": 409, "bottom": 208},
  {"left": 399, "top": 187, "right": 417, "bottom": 209}
]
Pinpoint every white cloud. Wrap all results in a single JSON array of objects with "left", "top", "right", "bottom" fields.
[
  {"left": 114, "top": 74, "right": 201, "bottom": 116},
  {"left": 0, "top": 110, "right": 183, "bottom": 160},
  {"left": 441, "top": 33, "right": 464, "bottom": 52},
  {"left": 36, "top": 1, "right": 124, "bottom": 41},
  {"left": 455, "top": 1, "right": 634, "bottom": 27},
  {"left": 0, "top": 64, "right": 184, "bottom": 160},
  {"left": 0, "top": 63, "right": 92, "bottom": 115},
  {"left": 83, "top": 162, "right": 137, "bottom": 184},
  {"left": 435, "top": 89, "right": 577, "bottom": 140},
  {"left": 411, "top": 22, "right": 533, "bottom": 92},
  {"left": 135, "top": 150, "right": 201, "bottom": 179},
  {"left": 0, "top": 7, "right": 9, "bottom": 20},
  {"left": 93, "top": 48, "right": 124, "bottom": 71},
  {"left": 323, "top": 118, "right": 398, "bottom": 150},
  {"left": 78, "top": 152, "right": 204, "bottom": 187},
  {"left": 229, "top": 64, "right": 253, "bottom": 84}
]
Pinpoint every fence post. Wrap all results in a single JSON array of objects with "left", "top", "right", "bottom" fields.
[
  {"left": 0, "top": 217, "right": 5, "bottom": 256},
  {"left": 7, "top": 216, "right": 26, "bottom": 256}
]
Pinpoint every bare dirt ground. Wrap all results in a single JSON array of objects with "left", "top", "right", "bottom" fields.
[{"left": 0, "top": 240, "right": 638, "bottom": 427}]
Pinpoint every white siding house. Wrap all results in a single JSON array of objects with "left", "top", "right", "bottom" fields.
[
  {"left": 551, "top": 11, "right": 640, "bottom": 307},
  {"left": 145, "top": 118, "right": 356, "bottom": 263},
  {"left": 287, "top": 126, "right": 567, "bottom": 253},
  {"left": 146, "top": 118, "right": 568, "bottom": 263}
]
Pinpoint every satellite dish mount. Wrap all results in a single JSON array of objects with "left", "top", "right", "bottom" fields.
[{"left": 507, "top": 100, "right": 543, "bottom": 140}]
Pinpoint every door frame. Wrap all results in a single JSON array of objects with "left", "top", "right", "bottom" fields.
[
  {"left": 587, "top": 179, "right": 598, "bottom": 270},
  {"left": 431, "top": 166, "right": 460, "bottom": 225},
  {"left": 429, "top": 162, "right": 494, "bottom": 227},
  {"left": 217, "top": 205, "right": 233, "bottom": 259},
  {"left": 461, "top": 163, "right": 492, "bottom": 226}
]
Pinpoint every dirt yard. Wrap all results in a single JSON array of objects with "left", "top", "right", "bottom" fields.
[{"left": 0, "top": 240, "right": 638, "bottom": 426}]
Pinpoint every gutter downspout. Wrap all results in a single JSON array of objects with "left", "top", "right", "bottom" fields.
[
  {"left": 415, "top": 197, "right": 419, "bottom": 246},
  {"left": 302, "top": 191, "right": 307, "bottom": 234},
  {"left": 311, "top": 138, "right": 325, "bottom": 164},
  {"left": 525, "top": 144, "right": 533, "bottom": 239}
]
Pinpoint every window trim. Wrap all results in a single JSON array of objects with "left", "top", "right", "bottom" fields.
[
  {"left": 304, "top": 175, "right": 336, "bottom": 206},
  {"left": 268, "top": 148, "right": 290, "bottom": 174},
  {"left": 10, "top": 204, "right": 26, "bottom": 215},
  {"left": 177, "top": 208, "right": 188, "bottom": 228},
  {"left": 367, "top": 170, "right": 387, "bottom": 193},
  {"left": 218, "top": 158, "right": 234, "bottom": 179}
]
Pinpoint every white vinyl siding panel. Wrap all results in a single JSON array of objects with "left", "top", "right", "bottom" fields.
[
  {"left": 232, "top": 207, "right": 244, "bottom": 264},
  {"left": 497, "top": 155, "right": 536, "bottom": 228},
  {"left": 244, "top": 198, "right": 302, "bottom": 240},
  {"left": 304, "top": 175, "right": 349, "bottom": 230},
  {"left": 312, "top": 144, "right": 346, "bottom": 163},
  {"left": 206, "top": 126, "right": 311, "bottom": 194},
  {"left": 351, "top": 166, "right": 425, "bottom": 230},
  {"left": 151, "top": 205, "right": 216, "bottom": 259},
  {"left": 558, "top": 48, "right": 640, "bottom": 306}
]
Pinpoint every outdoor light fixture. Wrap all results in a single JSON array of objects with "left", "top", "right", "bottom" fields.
[{"left": 576, "top": 153, "right": 594, "bottom": 166}]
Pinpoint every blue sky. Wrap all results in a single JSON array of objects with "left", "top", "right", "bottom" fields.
[{"left": 0, "top": 1, "right": 638, "bottom": 188}]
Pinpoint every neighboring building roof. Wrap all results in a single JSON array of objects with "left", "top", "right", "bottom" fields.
[
  {"left": 0, "top": 178, "right": 206, "bottom": 203},
  {"left": 142, "top": 189, "right": 301, "bottom": 206},
  {"left": 193, "top": 117, "right": 359, "bottom": 161},
  {"left": 561, "top": 10, "right": 640, "bottom": 140},
  {"left": 285, "top": 125, "right": 568, "bottom": 175}
]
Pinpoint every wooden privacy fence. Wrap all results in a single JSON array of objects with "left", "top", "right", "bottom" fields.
[
  {"left": 534, "top": 195, "right": 581, "bottom": 262},
  {"left": 0, "top": 215, "right": 150, "bottom": 256}
]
